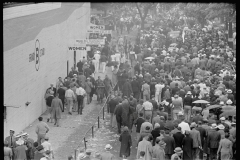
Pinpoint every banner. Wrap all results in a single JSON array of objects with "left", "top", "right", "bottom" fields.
[
  {"left": 75, "top": 39, "right": 105, "bottom": 45},
  {"left": 87, "top": 30, "right": 112, "bottom": 34},
  {"left": 88, "top": 24, "right": 105, "bottom": 30}
]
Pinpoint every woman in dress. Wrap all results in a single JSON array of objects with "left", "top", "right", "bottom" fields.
[{"left": 119, "top": 126, "right": 132, "bottom": 158}]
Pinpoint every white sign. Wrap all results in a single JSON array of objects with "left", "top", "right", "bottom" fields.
[
  {"left": 88, "top": 25, "right": 105, "bottom": 30},
  {"left": 75, "top": 39, "right": 105, "bottom": 45},
  {"left": 87, "top": 30, "right": 112, "bottom": 34}
]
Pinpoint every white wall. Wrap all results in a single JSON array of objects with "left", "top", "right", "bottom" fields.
[{"left": 4, "top": 3, "right": 90, "bottom": 138}]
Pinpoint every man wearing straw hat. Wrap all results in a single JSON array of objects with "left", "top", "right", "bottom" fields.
[
  {"left": 99, "top": 144, "right": 114, "bottom": 160},
  {"left": 171, "top": 147, "right": 183, "bottom": 160}
]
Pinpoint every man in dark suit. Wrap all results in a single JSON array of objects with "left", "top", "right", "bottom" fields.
[
  {"left": 134, "top": 112, "right": 145, "bottom": 143},
  {"left": 192, "top": 111, "right": 203, "bottom": 124},
  {"left": 173, "top": 127, "right": 185, "bottom": 148},
  {"left": 190, "top": 122, "right": 202, "bottom": 160},
  {"left": 57, "top": 83, "right": 66, "bottom": 112},
  {"left": 207, "top": 123, "right": 221, "bottom": 160},
  {"left": 131, "top": 76, "right": 141, "bottom": 101},
  {"left": 159, "top": 107, "right": 168, "bottom": 121},
  {"left": 162, "top": 130, "right": 175, "bottom": 160},
  {"left": 196, "top": 121, "right": 207, "bottom": 160},
  {"left": 77, "top": 60, "right": 83, "bottom": 73},
  {"left": 114, "top": 101, "right": 123, "bottom": 134},
  {"left": 84, "top": 65, "right": 92, "bottom": 78},
  {"left": 108, "top": 95, "right": 119, "bottom": 128}
]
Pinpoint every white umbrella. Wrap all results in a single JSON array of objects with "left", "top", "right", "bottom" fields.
[{"left": 145, "top": 57, "right": 155, "bottom": 60}]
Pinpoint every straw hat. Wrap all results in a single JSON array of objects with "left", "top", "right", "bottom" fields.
[
  {"left": 211, "top": 123, "right": 218, "bottom": 129},
  {"left": 219, "top": 101, "right": 225, "bottom": 105},
  {"left": 105, "top": 144, "right": 112, "bottom": 150},
  {"left": 186, "top": 91, "right": 192, "bottom": 95},
  {"left": 16, "top": 139, "right": 24, "bottom": 145},
  {"left": 217, "top": 124, "right": 225, "bottom": 130},
  {"left": 154, "top": 123, "right": 160, "bottom": 129},
  {"left": 174, "top": 147, "right": 183, "bottom": 153},
  {"left": 226, "top": 99, "right": 233, "bottom": 105}
]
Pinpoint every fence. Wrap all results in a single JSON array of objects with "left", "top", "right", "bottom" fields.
[{"left": 73, "top": 82, "right": 118, "bottom": 160}]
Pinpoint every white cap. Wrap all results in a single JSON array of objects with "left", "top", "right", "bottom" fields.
[
  {"left": 220, "top": 117, "right": 226, "bottom": 121},
  {"left": 219, "top": 101, "right": 224, "bottom": 105},
  {"left": 105, "top": 144, "right": 112, "bottom": 150}
]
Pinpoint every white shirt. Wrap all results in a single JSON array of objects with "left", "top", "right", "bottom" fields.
[
  {"left": 65, "top": 89, "right": 75, "bottom": 98},
  {"left": 115, "top": 53, "right": 121, "bottom": 62},
  {"left": 75, "top": 87, "right": 86, "bottom": 96},
  {"left": 41, "top": 141, "right": 52, "bottom": 151},
  {"left": 178, "top": 121, "right": 190, "bottom": 134},
  {"left": 94, "top": 53, "right": 100, "bottom": 61},
  {"left": 143, "top": 101, "right": 153, "bottom": 111},
  {"left": 155, "top": 84, "right": 165, "bottom": 93},
  {"left": 111, "top": 55, "right": 116, "bottom": 61}
]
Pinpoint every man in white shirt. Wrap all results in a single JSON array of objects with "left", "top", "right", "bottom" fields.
[
  {"left": 115, "top": 52, "right": 121, "bottom": 68},
  {"left": 142, "top": 97, "right": 153, "bottom": 122},
  {"left": 178, "top": 118, "right": 191, "bottom": 134},
  {"left": 41, "top": 136, "right": 54, "bottom": 159},
  {"left": 94, "top": 51, "right": 100, "bottom": 73},
  {"left": 65, "top": 86, "right": 76, "bottom": 115},
  {"left": 75, "top": 85, "right": 86, "bottom": 115},
  {"left": 155, "top": 81, "right": 165, "bottom": 104}
]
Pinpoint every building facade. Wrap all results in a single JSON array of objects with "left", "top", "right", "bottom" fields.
[{"left": 3, "top": 2, "right": 90, "bottom": 138}]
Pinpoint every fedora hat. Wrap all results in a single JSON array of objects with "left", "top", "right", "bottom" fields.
[
  {"left": 105, "top": 144, "right": 112, "bottom": 150},
  {"left": 36, "top": 145, "right": 44, "bottom": 151},
  {"left": 226, "top": 99, "right": 233, "bottom": 105},
  {"left": 174, "top": 147, "right": 183, "bottom": 153},
  {"left": 217, "top": 124, "right": 225, "bottom": 130}
]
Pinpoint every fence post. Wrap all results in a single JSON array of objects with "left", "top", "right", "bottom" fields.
[
  {"left": 98, "top": 116, "right": 100, "bottom": 128},
  {"left": 92, "top": 126, "right": 94, "bottom": 138},
  {"left": 74, "top": 149, "right": 77, "bottom": 160},
  {"left": 83, "top": 137, "right": 87, "bottom": 150},
  {"left": 103, "top": 105, "right": 105, "bottom": 120}
]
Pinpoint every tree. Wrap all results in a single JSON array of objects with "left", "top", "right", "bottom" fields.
[
  {"left": 91, "top": 3, "right": 113, "bottom": 16},
  {"left": 135, "top": 3, "right": 155, "bottom": 29}
]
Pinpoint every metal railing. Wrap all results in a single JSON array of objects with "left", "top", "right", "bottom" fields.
[{"left": 74, "top": 81, "right": 118, "bottom": 160}]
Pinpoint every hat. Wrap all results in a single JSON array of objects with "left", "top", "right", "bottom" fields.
[
  {"left": 186, "top": 91, "right": 192, "bottom": 95},
  {"left": 36, "top": 145, "right": 44, "bottom": 151},
  {"left": 21, "top": 132, "right": 29, "bottom": 136},
  {"left": 10, "top": 129, "right": 15, "bottom": 132},
  {"left": 154, "top": 123, "right": 160, "bottom": 129},
  {"left": 123, "top": 126, "right": 129, "bottom": 132},
  {"left": 16, "top": 139, "right": 24, "bottom": 145},
  {"left": 73, "top": 74, "right": 77, "bottom": 76},
  {"left": 159, "top": 141, "right": 166, "bottom": 147},
  {"left": 44, "top": 136, "right": 49, "bottom": 140},
  {"left": 217, "top": 124, "right": 225, "bottom": 130},
  {"left": 190, "top": 122, "right": 197, "bottom": 128},
  {"left": 211, "top": 123, "right": 218, "bottom": 129},
  {"left": 226, "top": 99, "right": 233, "bottom": 105},
  {"left": 49, "top": 90, "right": 54, "bottom": 95},
  {"left": 219, "top": 101, "right": 224, "bottom": 105},
  {"left": 175, "top": 76, "right": 180, "bottom": 80},
  {"left": 139, "top": 74, "right": 143, "bottom": 77},
  {"left": 15, "top": 134, "right": 22, "bottom": 138},
  {"left": 105, "top": 144, "right": 112, "bottom": 150},
  {"left": 86, "top": 149, "right": 91, "bottom": 153},
  {"left": 220, "top": 117, "right": 226, "bottom": 121},
  {"left": 185, "top": 130, "right": 190, "bottom": 135},
  {"left": 174, "top": 147, "right": 183, "bottom": 153},
  {"left": 177, "top": 111, "right": 184, "bottom": 116}
]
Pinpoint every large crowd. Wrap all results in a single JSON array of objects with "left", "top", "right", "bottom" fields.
[{"left": 4, "top": 4, "right": 236, "bottom": 160}]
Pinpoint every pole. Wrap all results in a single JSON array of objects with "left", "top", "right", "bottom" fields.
[
  {"left": 98, "top": 116, "right": 100, "bottom": 128},
  {"left": 228, "top": 22, "right": 233, "bottom": 49},
  {"left": 103, "top": 105, "right": 105, "bottom": 120},
  {"left": 83, "top": 137, "right": 87, "bottom": 150},
  {"left": 74, "top": 149, "right": 77, "bottom": 160},
  {"left": 92, "top": 126, "right": 94, "bottom": 138}
]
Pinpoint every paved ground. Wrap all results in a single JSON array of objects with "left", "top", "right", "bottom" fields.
[{"left": 22, "top": 26, "right": 139, "bottom": 160}]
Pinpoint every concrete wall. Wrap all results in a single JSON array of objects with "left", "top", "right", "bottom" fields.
[{"left": 4, "top": 2, "right": 90, "bottom": 138}]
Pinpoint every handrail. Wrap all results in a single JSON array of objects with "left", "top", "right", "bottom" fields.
[{"left": 74, "top": 81, "right": 118, "bottom": 160}]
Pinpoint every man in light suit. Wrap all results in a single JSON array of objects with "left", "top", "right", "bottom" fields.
[
  {"left": 5, "top": 129, "right": 17, "bottom": 149},
  {"left": 189, "top": 122, "right": 202, "bottom": 160},
  {"left": 142, "top": 81, "right": 150, "bottom": 102}
]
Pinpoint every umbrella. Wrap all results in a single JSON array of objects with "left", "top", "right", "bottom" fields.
[
  {"left": 207, "top": 105, "right": 221, "bottom": 110},
  {"left": 193, "top": 100, "right": 210, "bottom": 104},
  {"left": 145, "top": 57, "right": 155, "bottom": 60},
  {"left": 221, "top": 105, "right": 236, "bottom": 111},
  {"left": 220, "top": 110, "right": 236, "bottom": 117}
]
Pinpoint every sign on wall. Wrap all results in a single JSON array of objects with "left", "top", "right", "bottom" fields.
[
  {"left": 87, "top": 29, "right": 112, "bottom": 34},
  {"left": 68, "top": 47, "right": 86, "bottom": 51},
  {"left": 75, "top": 39, "right": 105, "bottom": 45},
  {"left": 88, "top": 25, "right": 105, "bottom": 30},
  {"left": 29, "top": 39, "right": 45, "bottom": 71}
]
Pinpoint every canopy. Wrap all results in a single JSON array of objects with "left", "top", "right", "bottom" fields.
[
  {"left": 221, "top": 105, "right": 236, "bottom": 111},
  {"left": 192, "top": 100, "right": 210, "bottom": 104},
  {"left": 220, "top": 110, "right": 236, "bottom": 117}
]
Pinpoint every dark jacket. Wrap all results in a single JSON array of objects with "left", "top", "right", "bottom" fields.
[
  {"left": 207, "top": 129, "right": 221, "bottom": 148},
  {"left": 182, "top": 135, "right": 193, "bottom": 160},
  {"left": 183, "top": 96, "right": 193, "bottom": 107},
  {"left": 151, "top": 128, "right": 161, "bottom": 146},
  {"left": 131, "top": 80, "right": 140, "bottom": 92},
  {"left": 119, "top": 131, "right": 132, "bottom": 157},
  {"left": 196, "top": 126, "right": 207, "bottom": 147},
  {"left": 134, "top": 117, "right": 145, "bottom": 133},
  {"left": 162, "top": 135, "right": 175, "bottom": 155},
  {"left": 192, "top": 114, "right": 203, "bottom": 124},
  {"left": 57, "top": 87, "right": 66, "bottom": 99},
  {"left": 114, "top": 104, "right": 123, "bottom": 122},
  {"left": 173, "top": 132, "right": 185, "bottom": 148},
  {"left": 108, "top": 98, "right": 118, "bottom": 114}
]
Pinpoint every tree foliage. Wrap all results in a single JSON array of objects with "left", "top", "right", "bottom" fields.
[{"left": 135, "top": 3, "right": 155, "bottom": 29}]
